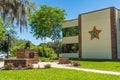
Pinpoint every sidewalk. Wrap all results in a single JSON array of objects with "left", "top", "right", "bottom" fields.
[
  {"left": 33, "top": 62, "right": 120, "bottom": 75},
  {"left": 0, "top": 61, "right": 4, "bottom": 68},
  {"left": 55, "top": 66, "right": 120, "bottom": 75}
]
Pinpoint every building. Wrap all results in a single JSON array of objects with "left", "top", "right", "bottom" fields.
[{"left": 62, "top": 7, "right": 120, "bottom": 59}]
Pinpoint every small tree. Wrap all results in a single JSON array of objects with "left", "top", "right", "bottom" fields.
[{"left": 29, "top": 5, "right": 66, "bottom": 57}]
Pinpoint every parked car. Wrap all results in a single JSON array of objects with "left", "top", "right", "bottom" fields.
[
  {"left": 0, "top": 53, "right": 5, "bottom": 60},
  {"left": 0, "top": 52, "right": 11, "bottom": 60}
]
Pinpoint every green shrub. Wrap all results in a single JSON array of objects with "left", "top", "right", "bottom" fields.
[
  {"left": 38, "top": 46, "right": 55, "bottom": 58},
  {"left": 10, "top": 46, "right": 19, "bottom": 56},
  {"left": 4, "top": 63, "right": 14, "bottom": 70},
  {"left": 44, "top": 64, "right": 51, "bottom": 68},
  {"left": 38, "top": 47, "right": 43, "bottom": 56},
  {"left": 18, "top": 65, "right": 22, "bottom": 70},
  {"left": 26, "top": 64, "right": 33, "bottom": 69},
  {"left": 41, "top": 59, "right": 45, "bottom": 62},
  {"left": 10, "top": 43, "right": 55, "bottom": 58},
  {"left": 10, "top": 42, "right": 38, "bottom": 57},
  {"left": 72, "top": 61, "right": 80, "bottom": 67}
]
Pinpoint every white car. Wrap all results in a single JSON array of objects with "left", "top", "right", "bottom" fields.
[
  {"left": 0, "top": 52, "right": 11, "bottom": 60},
  {"left": 0, "top": 54, "right": 5, "bottom": 59},
  {"left": 0, "top": 53, "right": 6, "bottom": 60}
]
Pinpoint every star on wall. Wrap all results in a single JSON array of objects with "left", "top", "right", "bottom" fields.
[{"left": 89, "top": 26, "right": 101, "bottom": 40}]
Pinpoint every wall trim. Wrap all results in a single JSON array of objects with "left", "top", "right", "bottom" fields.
[
  {"left": 78, "top": 15, "right": 82, "bottom": 58},
  {"left": 110, "top": 7, "right": 118, "bottom": 59}
]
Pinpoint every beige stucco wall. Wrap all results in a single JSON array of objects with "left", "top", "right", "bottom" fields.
[
  {"left": 62, "top": 36, "right": 78, "bottom": 44},
  {"left": 62, "top": 19, "right": 78, "bottom": 28},
  {"left": 81, "top": 9, "right": 112, "bottom": 59},
  {"left": 117, "top": 10, "right": 120, "bottom": 59}
]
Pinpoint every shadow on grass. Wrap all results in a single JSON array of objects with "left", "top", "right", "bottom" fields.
[
  {"left": 116, "top": 66, "right": 120, "bottom": 68},
  {"left": 39, "top": 57, "right": 120, "bottom": 62},
  {"left": 69, "top": 58, "right": 120, "bottom": 62}
]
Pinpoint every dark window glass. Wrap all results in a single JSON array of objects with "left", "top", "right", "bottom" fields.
[
  {"left": 62, "top": 43, "right": 79, "bottom": 53},
  {"left": 119, "top": 19, "right": 120, "bottom": 31},
  {"left": 62, "top": 26, "right": 78, "bottom": 37}
]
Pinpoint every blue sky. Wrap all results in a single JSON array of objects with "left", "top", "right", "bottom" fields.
[{"left": 17, "top": 0, "right": 120, "bottom": 45}]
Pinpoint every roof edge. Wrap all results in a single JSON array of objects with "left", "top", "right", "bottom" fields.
[
  {"left": 64, "top": 18, "right": 78, "bottom": 22},
  {"left": 79, "top": 6, "right": 119, "bottom": 16}
]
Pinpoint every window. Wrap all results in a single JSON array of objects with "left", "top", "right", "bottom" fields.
[
  {"left": 62, "top": 43, "right": 79, "bottom": 53},
  {"left": 119, "top": 19, "right": 120, "bottom": 31},
  {"left": 62, "top": 26, "right": 78, "bottom": 37}
]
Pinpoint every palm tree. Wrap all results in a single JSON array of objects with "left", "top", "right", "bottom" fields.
[{"left": 0, "top": 0, "right": 35, "bottom": 32}]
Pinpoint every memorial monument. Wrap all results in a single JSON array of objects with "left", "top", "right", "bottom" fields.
[{"left": 4, "top": 41, "right": 39, "bottom": 67}]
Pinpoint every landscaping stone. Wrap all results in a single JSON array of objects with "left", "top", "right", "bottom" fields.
[
  {"left": 72, "top": 61, "right": 80, "bottom": 67},
  {"left": 58, "top": 58, "right": 70, "bottom": 64}
]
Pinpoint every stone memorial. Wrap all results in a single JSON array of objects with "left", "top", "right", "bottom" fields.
[{"left": 4, "top": 41, "right": 39, "bottom": 67}]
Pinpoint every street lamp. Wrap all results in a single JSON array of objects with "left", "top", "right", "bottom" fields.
[
  {"left": 55, "top": 40, "right": 60, "bottom": 58},
  {"left": 56, "top": 46, "right": 60, "bottom": 58},
  {"left": 5, "top": 33, "right": 9, "bottom": 58}
]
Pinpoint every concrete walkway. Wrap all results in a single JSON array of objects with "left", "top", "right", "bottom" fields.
[
  {"left": 55, "top": 66, "right": 120, "bottom": 75},
  {"left": 1, "top": 61, "right": 120, "bottom": 75},
  {"left": 33, "top": 62, "right": 120, "bottom": 75},
  {"left": 0, "top": 61, "right": 4, "bottom": 68}
]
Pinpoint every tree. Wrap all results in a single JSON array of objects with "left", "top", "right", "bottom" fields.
[
  {"left": 0, "top": 19, "right": 6, "bottom": 40},
  {"left": 0, "top": 0, "right": 36, "bottom": 32},
  {"left": 0, "top": 19, "right": 6, "bottom": 51},
  {"left": 39, "top": 41, "right": 62, "bottom": 53},
  {"left": 0, "top": 18, "right": 18, "bottom": 51},
  {"left": 29, "top": 5, "right": 66, "bottom": 57}
]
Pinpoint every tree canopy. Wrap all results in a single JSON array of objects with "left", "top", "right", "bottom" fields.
[
  {"left": 0, "top": 19, "right": 6, "bottom": 40},
  {"left": 29, "top": 5, "right": 66, "bottom": 41},
  {"left": 29, "top": 5, "right": 66, "bottom": 55},
  {"left": 0, "top": 0, "right": 36, "bottom": 32}
]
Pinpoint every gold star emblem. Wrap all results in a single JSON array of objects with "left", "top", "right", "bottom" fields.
[{"left": 89, "top": 26, "right": 101, "bottom": 40}]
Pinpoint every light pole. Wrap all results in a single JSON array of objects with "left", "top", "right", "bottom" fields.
[
  {"left": 56, "top": 46, "right": 60, "bottom": 58},
  {"left": 5, "top": 34, "right": 9, "bottom": 58},
  {"left": 55, "top": 40, "right": 60, "bottom": 58}
]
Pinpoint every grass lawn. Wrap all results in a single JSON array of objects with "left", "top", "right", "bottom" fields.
[
  {"left": 71, "top": 59, "right": 120, "bottom": 72},
  {"left": 40, "top": 57, "right": 58, "bottom": 62},
  {"left": 39, "top": 57, "right": 120, "bottom": 72},
  {"left": 0, "top": 68, "right": 120, "bottom": 80}
]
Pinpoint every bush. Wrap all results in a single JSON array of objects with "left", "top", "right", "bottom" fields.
[
  {"left": 38, "top": 47, "right": 43, "bottom": 56},
  {"left": 44, "top": 64, "right": 51, "bottom": 68},
  {"left": 18, "top": 65, "right": 22, "bottom": 70},
  {"left": 41, "top": 59, "right": 45, "bottom": 62},
  {"left": 10, "top": 46, "right": 19, "bottom": 56},
  {"left": 11, "top": 43, "right": 55, "bottom": 58},
  {"left": 4, "top": 63, "right": 14, "bottom": 70},
  {"left": 72, "top": 62, "right": 80, "bottom": 67},
  {"left": 38, "top": 46, "right": 55, "bottom": 58},
  {"left": 51, "top": 53, "right": 57, "bottom": 60},
  {"left": 26, "top": 64, "right": 33, "bottom": 69},
  {"left": 10, "top": 42, "right": 38, "bottom": 57}
]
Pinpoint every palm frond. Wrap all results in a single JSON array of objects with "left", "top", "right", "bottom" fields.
[{"left": 0, "top": 0, "right": 34, "bottom": 32}]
